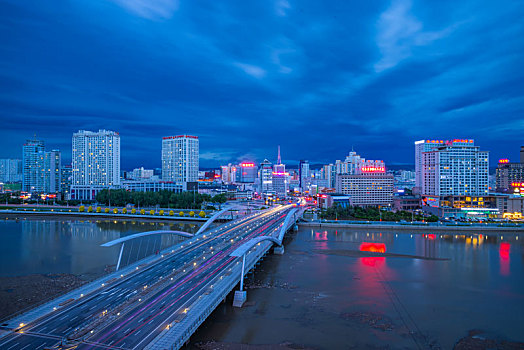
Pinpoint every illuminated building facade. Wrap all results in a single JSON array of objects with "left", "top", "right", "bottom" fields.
[
  {"left": 299, "top": 160, "right": 310, "bottom": 191},
  {"left": 71, "top": 129, "right": 120, "bottom": 200},
  {"left": 420, "top": 139, "right": 489, "bottom": 198},
  {"left": 162, "top": 135, "right": 199, "bottom": 184},
  {"left": 495, "top": 147, "right": 524, "bottom": 193},
  {"left": 272, "top": 146, "right": 288, "bottom": 198},
  {"left": 336, "top": 171, "right": 394, "bottom": 206},
  {"left": 238, "top": 162, "right": 257, "bottom": 183},
  {"left": 22, "top": 139, "right": 61, "bottom": 193}
]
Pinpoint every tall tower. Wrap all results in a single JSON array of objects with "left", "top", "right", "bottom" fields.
[
  {"left": 272, "top": 146, "right": 287, "bottom": 197},
  {"left": 162, "top": 135, "right": 199, "bottom": 184}
]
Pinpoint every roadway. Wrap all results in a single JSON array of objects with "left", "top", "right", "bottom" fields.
[{"left": 0, "top": 204, "right": 296, "bottom": 350}]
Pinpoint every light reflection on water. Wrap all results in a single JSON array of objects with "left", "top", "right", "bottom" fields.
[
  {"left": 190, "top": 227, "right": 523, "bottom": 349},
  {"left": 0, "top": 218, "right": 199, "bottom": 278}
]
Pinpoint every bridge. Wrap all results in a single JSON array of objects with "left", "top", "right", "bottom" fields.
[{"left": 0, "top": 203, "right": 305, "bottom": 350}]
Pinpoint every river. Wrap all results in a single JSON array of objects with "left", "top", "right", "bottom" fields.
[{"left": 0, "top": 219, "right": 522, "bottom": 349}]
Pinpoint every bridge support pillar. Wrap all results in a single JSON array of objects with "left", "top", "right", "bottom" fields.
[
  {"left": 274, "top": 245, "right": 285, "bottom": 255},
  {"left": 233, "top": 290, "right": 247, "bottom": 307},
  {"left": 233, "top": 254, "right": 248, "bottom": 307}
]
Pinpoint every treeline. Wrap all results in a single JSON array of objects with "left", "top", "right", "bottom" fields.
[
  {"left": 95, "top": 189, "right": 228, "bottom": 209},
  {"left": 320, "top": 205, "right": 438, "bottom": 222}
]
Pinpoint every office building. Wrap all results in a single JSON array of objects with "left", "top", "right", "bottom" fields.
[
  {"left": 238, "top": 162, "right": 257, "bottom": 183},
  {"left": 336, "top": 167, "right": 394, "bottom": 206},
  {"left": 421, "top": 139, "right": 488, "bottom": 197},
  {"left": 22, "top": 138, "right": 61, "bottom": 193},
  {"left": 0, "top": 159, "right": 22, "bottom": 183},
  {"left": 162, "top": 135, "right": 199, "bottom": 184},
  {"left": 70, "top": 129, "right": 121, "bottom": 200}
]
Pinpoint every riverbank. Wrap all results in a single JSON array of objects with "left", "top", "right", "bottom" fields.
[
  {"left": 299, "top": 220, "right": 524, "bottom": 232},
  {"left": 0, "top": 210, "right": 208, "bottom": 222},
  {"left": 0, "top": 274, "right": 87, "bottom": 321}
]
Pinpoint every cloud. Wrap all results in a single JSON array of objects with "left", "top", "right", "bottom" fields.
[
  {"left": 111, "top": 0, "right": 179, "bottom": 20},
  {"left": 374, "top": 0, "right": 454, "bottom": 72},
  {"left": 233, "top": 62, "right": 267, "bottom": 79},
  {"left": 275, "top": 0, "right": 291, "bottom": 17}
]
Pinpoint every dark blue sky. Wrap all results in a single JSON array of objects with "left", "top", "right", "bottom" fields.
[{"left": 1, "top": 0, "right": 523, "bottom": 169}]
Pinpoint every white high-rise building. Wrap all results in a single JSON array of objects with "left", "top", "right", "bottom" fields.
[
  {"left": 71, "top": 130, "right": 120, "bottom": 200},
  {"left": 421, "top": 139, "right": 489, "bottom": 197},
  {"left": 162, "top": 135, "right": 199, "bottom": 184},
  {"left": 414, "top": 140, "right": 445, "bottom": 192},
  {"left": 259, "top": 159, "right": 273, "bottom": 194}
]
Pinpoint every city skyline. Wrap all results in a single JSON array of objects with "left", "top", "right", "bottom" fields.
[{"left": 1, "top": 1, "right": 523, "bottom": 168}]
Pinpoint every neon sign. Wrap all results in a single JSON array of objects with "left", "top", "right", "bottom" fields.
[
  {"left": 453, "top": 139, "right": 472, "bottom": 143},
  {"left": 240, "top": 162, "right": 255, "bottom": 167},
  {"left": 499, "top": 159, "right": 509, "bottom": 164},
  {"left": 361, "top": 166, "right": 385, "bottom": 173},
  {"left": 511, "top": 182, "right": 524, "bottom": 187}
]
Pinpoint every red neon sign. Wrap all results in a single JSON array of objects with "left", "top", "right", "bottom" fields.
[
  {"left": 499, "top": 159, "right": 509, "bottom": 164},
  {"left": 511, "top": 182, "right": 524, "bottom": 187},
  {"left": 240, "top": 162, "right": 255, "bottom": 167},
  {"left": 361, "top": 166, "right": 385, "bottom": 173}
]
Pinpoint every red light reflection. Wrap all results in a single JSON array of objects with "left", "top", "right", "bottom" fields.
[
  {"left": 359, "top": 243, "right": 386, "bottom": 267},
  {"left": 360, "top": 243, "right": 386, "bottom": 253},
  {"left": 499, "top": 242, "right": 510, "bottom": 276}
]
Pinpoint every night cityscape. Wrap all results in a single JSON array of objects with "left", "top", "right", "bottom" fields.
[{"left": 0, "top": 1, "right": 523, "bottom": 350}]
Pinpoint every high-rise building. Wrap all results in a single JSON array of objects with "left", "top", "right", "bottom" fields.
[
  {"left": 61, "top": 165, "right": 72, "bottom": 199},
  {"left": 259, "top": 159, "right": 273, "bottom": 194},
  {"left": 496, "top": 148, "right": 524, "bottom": 193},
  {"left": 44, "top": 150, "right": 61, "bottom": 193},
  {"left": 299, "top": 160, "right": 310, "bottom": 191},
  {"left": 322, "top": 164, "right": 337, "bottom": 188},
  {"left": 336, "top": 162, "right": 394, "bottom": 206},
  {"left": 71, "top": 130, "right": 121, "bottom": 200},
  {"left": 420, "top": 139, "right": 488, "bottom": 197},
  {"left": 0, "top": 159, "right": 22, "bottom": 183},
  {"left": 22, "top": 139, "right": 62, "bottom": 193},
  {"left": 414, "top": 140, "right": 445, "bottom": 192},
  {"left": 238, "top": 162, "right": 257, "bottom": 183},
  {"left": 22, "top": 138, "right": 45, "bottom": 192},
  {"left": 162, "top": 135, "right": 199, "bottom": 184},
  {"left": 272, "top": 146, "right": 288, "bottom": 198},
  {"left": 220, "top": 164, "right": 237, "bottom": 184}
]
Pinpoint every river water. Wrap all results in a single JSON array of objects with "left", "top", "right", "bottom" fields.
[
  {"left": 0, "top": 219, "right": 522, "bottom": 348},
  {"left": 0, "top": 218, "right": 201, "bottom": 279},
  {"left": 189, "top": 226, "right": 524, "bottom": 349}
]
